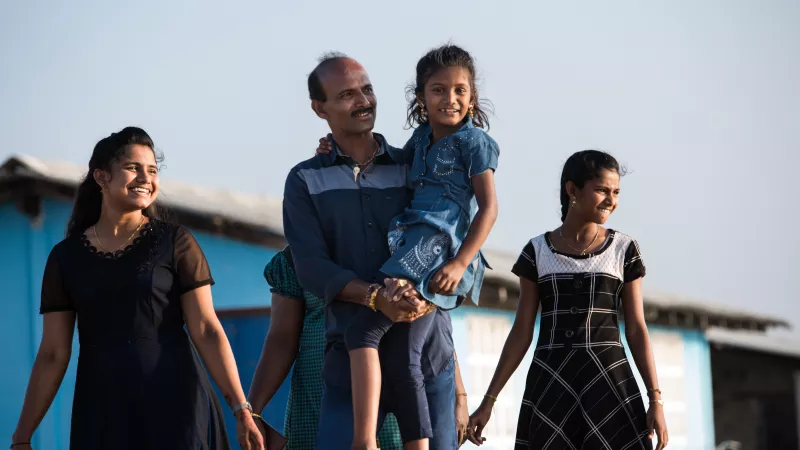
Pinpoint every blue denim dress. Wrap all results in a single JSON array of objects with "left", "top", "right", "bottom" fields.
[{"left": 381, "top": 120, "right": 499, "bottom": 310}]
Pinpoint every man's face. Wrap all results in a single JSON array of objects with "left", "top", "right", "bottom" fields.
[{"left": 313, "top": 59, "right": 377, "bottom": 134}]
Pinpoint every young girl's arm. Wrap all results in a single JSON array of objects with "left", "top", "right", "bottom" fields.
[
  {"left": 621, "top": 279, "right": 669, "bottom": 449},
  {"left": 466, "top": 277, "right": 539, "bottom": 445},
  {"left": 430, "top": 170, "right": 498, "bottom": 294}
]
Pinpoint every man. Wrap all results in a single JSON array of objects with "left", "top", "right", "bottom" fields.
[{"left": 281, "top": 53, "right": 463, "bottom": 449}]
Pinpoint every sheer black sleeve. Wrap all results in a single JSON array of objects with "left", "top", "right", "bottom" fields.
[
  {"left": 39, "top": 246, "right": 73, "bottom": 314},
  {"left": 174, "top": 226, "right": 215, "bottom": 294}
]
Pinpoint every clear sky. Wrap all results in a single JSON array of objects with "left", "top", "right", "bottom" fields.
[{"left": 2, "top": 0, "right": 798, "bottom": 334}]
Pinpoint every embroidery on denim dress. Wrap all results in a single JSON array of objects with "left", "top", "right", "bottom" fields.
[
  {"left": 399, "top": 233, "right": 451, "bottom": 279},
  {"left": 433, "top": 142, "right": 457, "bottom": 176},
  {"left": 387, "top": 226, "right": 407, "bottom": 255}
]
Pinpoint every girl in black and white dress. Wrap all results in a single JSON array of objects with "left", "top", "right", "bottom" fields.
[{"left": 467, "top": 150, "right": 669, "bottom": 450}]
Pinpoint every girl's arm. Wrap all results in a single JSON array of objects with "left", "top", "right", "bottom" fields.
[
  {"left": 182, "top": 286, "right": 263, "bottom": 450},
  {"left": 467, "top": 277, "right": 539, "bottom": 444},
  {"left": 456, "top": 170, "right": 498, "bottom": 265},
  {"left": 431, "top": 170, "right": 498, "bottom": 294},
  {"left": 483, "top": 277, "right": 538, "bottom": 400},
  {"left": 12, "top": 312, "right": 76, "bottom": 444},
  {"left": 622, "top": 278, "right": 669, "bottom": 449},
  {"left": 248, "top": 293, "right": 304, "bottom": 413},
  {"left": 621, "top": 278, "right": 661, "bottom": 395}
]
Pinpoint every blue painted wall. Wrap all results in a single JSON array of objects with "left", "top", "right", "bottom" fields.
[
  {"left": 0, "top": 197, "right": 716, "bottom": 449},
  {"left": 0, "top": 199, "right": 282, "bottom": 449}
]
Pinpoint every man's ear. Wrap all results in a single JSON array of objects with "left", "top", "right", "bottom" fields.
[{"left": 311, "top": 100, "right": 328, "bottom": 120}]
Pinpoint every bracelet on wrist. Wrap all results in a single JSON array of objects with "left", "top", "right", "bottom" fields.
[{"left": 365, "top": 284, "right": 381, "bottom": 311}]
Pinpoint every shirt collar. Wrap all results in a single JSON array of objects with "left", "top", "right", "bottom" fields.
[{"left": 324, "top": 133, "right": 390, "bottom": 167}]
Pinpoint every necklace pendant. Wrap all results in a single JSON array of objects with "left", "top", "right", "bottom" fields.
[{"left": 353, "top": 166, "right": 360, "bottom": 182}]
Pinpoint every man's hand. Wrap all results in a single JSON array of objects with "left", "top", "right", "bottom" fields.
[
  {"left": 456, "top": 393, "right": 469, "bottom": 447},
  {"left": 375, "top": 279, "right": 427, "bottom": 322}
]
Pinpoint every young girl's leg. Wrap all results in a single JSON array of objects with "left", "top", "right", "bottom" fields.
[
  {"left": 380, "top": 306, "right": 438, "bottom": 448},
  {"left": 345, "top": 307, "right": 394, "bottom": 449}
]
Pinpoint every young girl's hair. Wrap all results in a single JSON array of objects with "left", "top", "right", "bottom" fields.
[
  {"left": 559, "top": 150, "right": 624, "bottom": 222},
  {"left": 405, "top": 44, "right": 493, "bottom": 130}
]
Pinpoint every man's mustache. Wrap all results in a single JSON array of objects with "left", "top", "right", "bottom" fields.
[{"left": 351, "top": 107, "right": 375, "bottom": 117}]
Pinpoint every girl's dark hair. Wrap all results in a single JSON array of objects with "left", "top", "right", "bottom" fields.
[
  {"left": 66, "top": 126, "right": 165, "bottom": 238},
  {"left": 560, "top": 150, "right": 624, "bottom": 222},
  {"left": 405, "top": 44, "right": 493, "bottom": 130}
]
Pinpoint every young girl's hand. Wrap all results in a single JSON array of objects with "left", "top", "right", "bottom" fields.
[
  {"left": 647, "top": 402, "right": 669, "bottom": 449},
  {"left": 315, "top": 134, "right": 334, "bottom": 155},
  {"left": 430, "top": 259, "right": 468, "bottom": 295},
  {"left": 466, "top": 403, "right": 491, "bottom": 446}
]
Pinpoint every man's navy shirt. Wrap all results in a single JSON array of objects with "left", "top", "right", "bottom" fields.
[{"left": 282, "top": 133, "right": 454, "bottom": 387}]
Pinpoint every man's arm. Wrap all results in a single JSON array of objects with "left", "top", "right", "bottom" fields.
[{"left": 282, "top": 168, "right": 361, "bottom": 303}]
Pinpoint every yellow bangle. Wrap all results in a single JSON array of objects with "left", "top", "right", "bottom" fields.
[
  {"left": 484, "top": 394, "right": 498, "bottom": 402},
  {"left": 366, "top": 284, "right": 380, "bottom": 311},
  {"left": 456, "top": 392, "right": 468, "bottom": 397}
]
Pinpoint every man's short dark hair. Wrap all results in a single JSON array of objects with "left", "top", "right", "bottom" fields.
[{"left": 308, "top": 51, "right": 350, "bottom": 102}]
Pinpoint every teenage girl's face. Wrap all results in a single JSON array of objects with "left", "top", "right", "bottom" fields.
[
  {"left": 94, "top": 144, "right": 160, "bottom": 212},
  {"left": 420, "top": 66, "right": 473, "bottom": 129},
  {"left": 572, "top": 169, "right": 620, "bottom": 224}
]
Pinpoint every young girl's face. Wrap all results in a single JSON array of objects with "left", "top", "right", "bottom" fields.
[
  {"left": 572, "top": 169, "right": 620, "bottom": 224},
  {"left": 420, "top": 66, "right": 473, "bottom": 128}
]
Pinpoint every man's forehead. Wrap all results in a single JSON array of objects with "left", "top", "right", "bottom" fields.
[{"left": 320, "top": 59, "right": 370, "bottom": 83}]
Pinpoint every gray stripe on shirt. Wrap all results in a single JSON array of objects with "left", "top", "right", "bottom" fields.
[{"left": 298, "top": 164, "right": 409, "bottom": 195}]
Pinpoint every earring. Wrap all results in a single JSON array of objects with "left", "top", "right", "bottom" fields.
[
  {"left": 468, "top": 105, "right": 474, "bottom": 119},
  {"left": 570, "top": 198, "right": 577, "bottom": 208},
  {"left": 418, "top": 102, "right": 426, "bottom": 117}
]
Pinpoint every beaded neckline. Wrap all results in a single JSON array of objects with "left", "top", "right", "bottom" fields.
[{"left": 81, "top": 220, "right": 155, "bottom": 260}]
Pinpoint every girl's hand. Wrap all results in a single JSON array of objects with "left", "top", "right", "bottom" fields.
[
  {"left": 236, "top": 411, "right": 265, "bottom": 450},
  {"left": 466, "top": 402, "right": 492, "bottom": 446},
  {"left": 430, "top": 259, "right": 468, "bottom": 295},
  {"left": 315, "top": 134, "right": 334, "bottom": 155},
  {"left": 647, "top": 402, "right": 669, "bottom": 450}
]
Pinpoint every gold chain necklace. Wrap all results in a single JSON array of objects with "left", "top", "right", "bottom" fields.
[
  {"left": 559, "top": 226, "right": 600, "bottom": 256},
  {"left": 352, "top": 139, "right": 380, "bottom": 182},
  {"left": 93, "top": 216, "right": 145, "bottom": 253}
]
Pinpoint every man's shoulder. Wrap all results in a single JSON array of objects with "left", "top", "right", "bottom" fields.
[{"left": 289, "top": 154, "right": 327, "bottom": 173}]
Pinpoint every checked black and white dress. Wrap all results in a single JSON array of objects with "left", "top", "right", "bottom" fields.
[{"left": 511, "top": 230, "right": 652, "bottom": 450}]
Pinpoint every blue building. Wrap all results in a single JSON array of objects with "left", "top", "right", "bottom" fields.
[{"left": 0, "top": 155, "right": 790, "bottom": 449}]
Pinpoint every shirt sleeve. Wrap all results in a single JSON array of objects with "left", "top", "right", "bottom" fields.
[
  {"left": 39, "top": 246, "right": 73, "bottom": 314},
  {"left": 459, "top": 129, "right": 500, "bottom": 178},
  {"left": 173, "top": 226, "right": 215, "bottom": 294},
  {"left": 623, "top": 239, "right": 646, "bottom": 283},
  {"left": 511, "top": 241, "right": 538, "bottom": 283},
  {"left": 263, "top": 249, "right": 305, "bottom": 301},
  {"left": 283, "top": 167, "right": 360, "bottom": 304}
]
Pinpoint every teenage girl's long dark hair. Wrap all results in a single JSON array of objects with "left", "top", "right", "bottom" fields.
[{"left": 66, "top": 127, "right": 165, "bottom": 238}]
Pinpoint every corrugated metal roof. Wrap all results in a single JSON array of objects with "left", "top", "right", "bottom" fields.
[
  {"left": 707, "top": 327, "right": 800, "bottom": 359},
  {"left": 1, "top": 154, "right": 789, "bottom": 330},
  {"left": 1, "top": 154, "right": 284, "bottom": 236}
]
